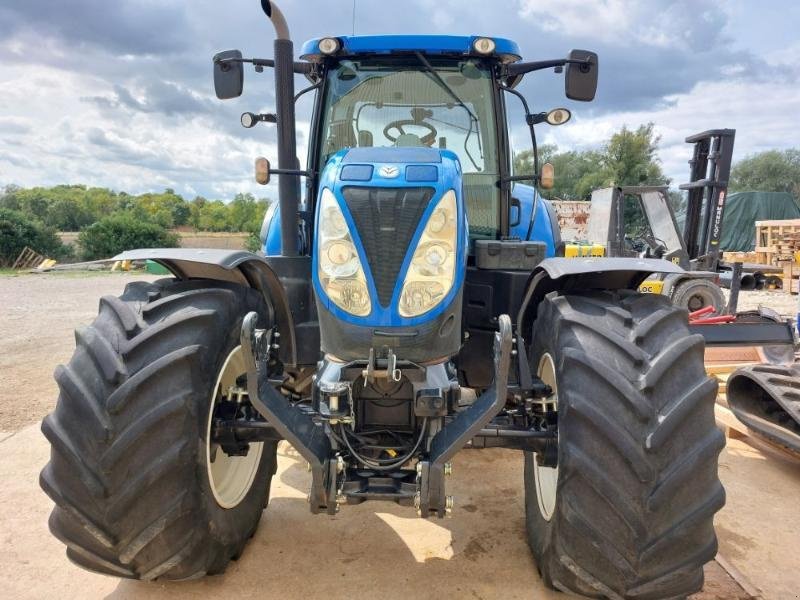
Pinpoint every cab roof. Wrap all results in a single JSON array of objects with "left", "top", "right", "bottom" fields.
[{"left": 300, "top": 35, "right": 521, "bottom": 63}]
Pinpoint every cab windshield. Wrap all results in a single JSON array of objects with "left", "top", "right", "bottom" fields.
[{"left": 318, "top": 57, "right": 500, "bottom": 239}]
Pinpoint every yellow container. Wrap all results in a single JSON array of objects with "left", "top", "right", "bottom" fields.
[{"left": 564, "top": 243, "right": 606, "bottom": 258}]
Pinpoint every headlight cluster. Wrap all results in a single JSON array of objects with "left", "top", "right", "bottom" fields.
[
  {"left": 399, "top": 190, "right": 457, "bottom": 317},
  {"left": 317, "top": 188, "right": 371, "bottom": 316}
]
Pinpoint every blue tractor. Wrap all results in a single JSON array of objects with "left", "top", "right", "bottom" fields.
[{"left": 41, "top": 2, "right": 724, "bottom": 597}]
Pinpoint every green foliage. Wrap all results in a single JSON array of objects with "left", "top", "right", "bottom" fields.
[
  {"left": 512, "top": 124, "right": 668, "bottom": 204},
  {"left": 0, "top": 185, "right": 270, "bottom": 236},
  {"left": 0, "top": 208, "right": 70, "bottom": 266},
  {"left": 77, "top": 215, "right": 180, "bottom": 260},
  {"left": 730, "top": 149, "right": 800, "bottom": 198}
]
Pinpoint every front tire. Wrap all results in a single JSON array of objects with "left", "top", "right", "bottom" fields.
[
  {"left": 40, "top": 278, "right": 278, "bottom": 580},
  {"left": 524, "top": 290, "right": 725, "bottom": 599}
]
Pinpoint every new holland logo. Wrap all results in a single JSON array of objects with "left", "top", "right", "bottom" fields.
[{"left": 378, "top": 165, "right": 399, "bottom": 178}]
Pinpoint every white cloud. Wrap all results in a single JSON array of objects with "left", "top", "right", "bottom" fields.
[
  {"left": 541, "top": 76, "right": 800, "bottom": 185},
  {"left": 0, "top": 63, "right": 278, "bottom": 200},
  {"left": 518, "top": 0, "right": 728, "bottom": 50}
]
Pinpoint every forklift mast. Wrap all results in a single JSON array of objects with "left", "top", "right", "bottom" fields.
[{"left": 679, "top": 129, "right": 736, "bottom": 272}]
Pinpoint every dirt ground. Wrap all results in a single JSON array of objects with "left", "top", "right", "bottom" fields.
[{"left": 1, "top": 271, "right": 799, "bottom": 599}]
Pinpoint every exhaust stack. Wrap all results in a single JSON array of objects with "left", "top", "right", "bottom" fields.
[{"left": 261, "top": 0, "right": 300, "bottom": 257}]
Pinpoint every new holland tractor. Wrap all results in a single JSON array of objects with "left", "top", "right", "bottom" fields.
[{"left": 40, "top": 2, "right": 724, "bottom": 597}]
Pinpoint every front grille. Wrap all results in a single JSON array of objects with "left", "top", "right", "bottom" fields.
[{"left": 341, "top": 186, "right": 434, "bottom": 307}]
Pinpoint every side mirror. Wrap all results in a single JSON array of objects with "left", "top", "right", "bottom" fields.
[
  {"left": 255, "top": 157, "right": 271, "bottom": 185},
  {"left": 565, "top": 50, "right": 598, "bottom": 102},
  {"left": 213, "top": 50, "right": 244, "bottom": 99}
]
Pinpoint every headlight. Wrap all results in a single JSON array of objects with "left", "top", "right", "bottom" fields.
[
  {"left": 399, "top": 190, "right": 457, "bottom": 317},
  {"left": 317, "top": 188, "right": 371, "bottom": 316}
]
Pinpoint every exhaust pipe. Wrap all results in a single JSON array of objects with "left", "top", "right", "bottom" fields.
[{"left": 261, "top": 0, "right": 300, "bottom": 257}]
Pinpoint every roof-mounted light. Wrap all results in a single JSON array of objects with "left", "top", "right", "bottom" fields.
[
  {"left": 473, "top": 37, "right": 496, "bottom": 55},
  {"left": 318, "top": 37, "right": 341, "bottom": 55}
]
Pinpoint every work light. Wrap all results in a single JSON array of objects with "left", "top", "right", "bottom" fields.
[
  {"left": 473, "top": 37, "right": 496, "bottom": 55},
  {"left": 318, "top": 37, "right": 341, "bottom": 55}
]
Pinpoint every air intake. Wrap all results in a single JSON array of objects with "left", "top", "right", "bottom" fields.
[{"left": 341, "top": 186, "right": 434, "bottom": 307}]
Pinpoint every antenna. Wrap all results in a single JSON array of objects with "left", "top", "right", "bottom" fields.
[{"left": 352, "top": 0, "right": 356, "bottom": 35}]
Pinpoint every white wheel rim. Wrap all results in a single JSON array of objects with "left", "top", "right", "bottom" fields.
[
  {"left": 534, "top": 353, "right": 559, "bottom": 521},
  {"left": 206, "top": 345, "right": 263, "bottom": 509}
]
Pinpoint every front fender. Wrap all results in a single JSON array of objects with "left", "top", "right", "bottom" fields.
[
  {"left": 516, "top": 257, "right": 685, "bottom": 337},
  {"left": 111, "top": 248, "right": 308, "bottom": 366}
]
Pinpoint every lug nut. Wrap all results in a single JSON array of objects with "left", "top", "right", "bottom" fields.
[
  {"left": 444, "top": 463, "right": 452, "bottom": 477},
  {"left": 445, "top": 495, "right": 454, "bottom": 514}
]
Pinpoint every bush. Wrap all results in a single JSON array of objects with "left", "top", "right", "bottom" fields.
[
  {"left": 0, "top": 208, "right": 69, "bottom": 266},
  {"left": 78, "top": 215, "right": 180, "bottom": 260}
]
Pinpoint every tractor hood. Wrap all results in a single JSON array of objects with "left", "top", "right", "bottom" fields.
[{"left": 313, "top": 147, "right": 467, "bottom": 362}]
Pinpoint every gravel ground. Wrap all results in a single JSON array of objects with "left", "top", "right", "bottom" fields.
[
  {"left": 0, "top": 272, "right": 160, "bottom": 432},
  {"left": 1, "top": 271, "right": 797, "bottom": 432}
]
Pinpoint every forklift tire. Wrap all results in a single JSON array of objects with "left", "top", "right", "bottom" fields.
[
  {"left": 524, "top": 290, "right": 724, "bottom": 599},
  {"left": 670, "top": 278, "right": 726, "bottom": 314},
  {"left": 40, "top": 278, "right": 278, "bottom": 580}
]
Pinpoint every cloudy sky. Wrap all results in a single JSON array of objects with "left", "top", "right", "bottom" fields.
[{"left": 1, "top": 0, "right": 798, "bottom": 200}]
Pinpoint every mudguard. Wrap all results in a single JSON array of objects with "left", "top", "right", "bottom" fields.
[
  {"left": 111, "top": 248, "right": 312, "bottom": 367},
  {"left": 516, "top": 256, "right": 684, "bottom": 337}
]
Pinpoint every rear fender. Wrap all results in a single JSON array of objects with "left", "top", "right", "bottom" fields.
[
  {"left": 516, "top": 257, "right": 684, "bottom": 336},
  {"left": 112, "top": 248, "right": 312, "bottom": 366}
]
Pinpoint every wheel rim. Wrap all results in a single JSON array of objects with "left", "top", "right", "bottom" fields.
[
  {"left": 206, "top": 345, "right": 263, "bottom": 509},
  {"left": 534, "top": 353, "right": 559, "bottom": 521},
  {"left": 687, "top": 293, "right": 709, "bottom": 312}
]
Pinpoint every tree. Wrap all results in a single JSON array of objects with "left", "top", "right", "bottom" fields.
[
  {"left": 730, "top": 149, "right": 800, "bottom": 198},
  {"left": 78, "top": 215, "right": 180, "bottom": 260},
  {"left": 0, "top": 208, "right": 69, "bottom": 266}
]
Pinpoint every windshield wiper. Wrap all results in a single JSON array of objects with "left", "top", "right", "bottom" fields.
[{"left": 413, "top": 51, "right": 483, "bottom": 171}]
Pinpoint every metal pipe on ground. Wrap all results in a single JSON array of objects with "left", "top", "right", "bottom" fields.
[{"left": 719, "top": 270, "right": 756, "bottom": 291}]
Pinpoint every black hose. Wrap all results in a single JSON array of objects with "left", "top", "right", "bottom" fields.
[{"left": 340, "top": 419, "right": 428, "bottom": 471}]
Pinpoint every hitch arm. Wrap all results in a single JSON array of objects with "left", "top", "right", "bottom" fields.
[{"left": 418, "top": 314, "right": 513, "bottom": 517}]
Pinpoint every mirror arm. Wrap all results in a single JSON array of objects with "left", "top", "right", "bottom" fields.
[
  {"left": 214, "top": 56, "right": 313, "bottom": 74},
  {"left": 505, "top": 57, "right": 590, "bottom": 77},
  {"left": 499, "top": 84, "right": 539, "bottom": 177}
]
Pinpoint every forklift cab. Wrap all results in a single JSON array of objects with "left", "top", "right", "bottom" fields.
[{"left": 587, "top": 186, "right": 689, "bottom": 268}]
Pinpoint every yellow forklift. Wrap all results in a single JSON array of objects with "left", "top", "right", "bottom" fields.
[{"left": 585, "top": 129, "right": 735, "bottom": 312}]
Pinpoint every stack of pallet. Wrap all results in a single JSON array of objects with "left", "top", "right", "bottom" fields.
[{"left": 755, "top": 219, "right": 800, "bottom": 294}]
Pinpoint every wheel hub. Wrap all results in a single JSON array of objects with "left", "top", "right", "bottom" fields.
[{"left": 206, "top": 346, "right": 264, "bottom": 509}]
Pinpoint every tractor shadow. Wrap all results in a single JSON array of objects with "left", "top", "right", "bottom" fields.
[{"left": 107, "top": 444, "right": 563, "bottom": 600}]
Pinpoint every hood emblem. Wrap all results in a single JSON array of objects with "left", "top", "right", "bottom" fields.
[{"left": 378, "top": 165, "right": 400, "bottom": 178}]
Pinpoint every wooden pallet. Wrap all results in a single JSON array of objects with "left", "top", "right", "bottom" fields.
[
  {"left": 11, "top": 246, "right": 45, "bottom": 270},
  {"left": 721, "top": 251, "right": 757, "bottom": 264},
  {"left": 755, "top": 219, "right": 800, "bottom": 265},
  {"left": 780, "top": 262, "right": 800, "bottom": 295}
]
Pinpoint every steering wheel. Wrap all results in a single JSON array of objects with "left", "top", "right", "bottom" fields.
[{"left": 383, "top": 118, "right": 438, "bottom": 146}]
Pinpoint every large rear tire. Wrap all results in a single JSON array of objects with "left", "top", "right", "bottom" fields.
[
  {"left": 40, "top": 278, "right": 278, "bottom": 580},
  {"left": 524, "top": 290, "right": 725, "bottom": 599}
]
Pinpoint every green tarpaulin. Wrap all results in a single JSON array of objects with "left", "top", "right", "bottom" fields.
[{"left": 677, "top": 191, "right": 800, "bottom": 252}]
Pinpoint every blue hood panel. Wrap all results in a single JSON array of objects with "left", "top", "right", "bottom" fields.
[{"left": 313, "top": 148, "right": 467, "bottom": 328}]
